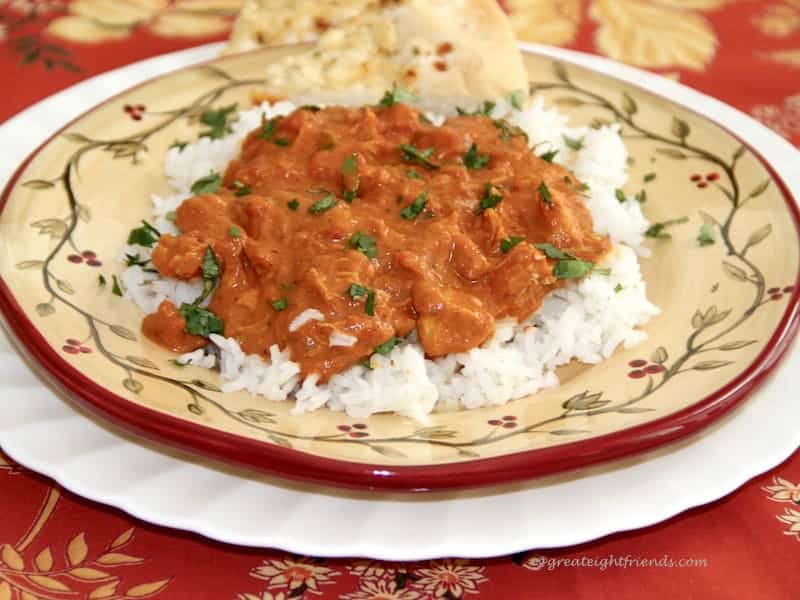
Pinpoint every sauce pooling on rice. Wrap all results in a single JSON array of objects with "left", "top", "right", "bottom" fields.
[{"left": 142, "top": 103, "right": 610, "bottom": 380}]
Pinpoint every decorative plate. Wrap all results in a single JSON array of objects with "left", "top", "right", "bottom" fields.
[{"left": 1, "top": 45, "right": 799, "bottom": 491}]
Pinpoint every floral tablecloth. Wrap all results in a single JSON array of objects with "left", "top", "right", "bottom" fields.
[{"left": 1, "top": 1, "right": 799, "bottom": 598}]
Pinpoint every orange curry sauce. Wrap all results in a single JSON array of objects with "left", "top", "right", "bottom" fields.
[{"left": 142, "top": 103, "right": 610, "bottom": 380}]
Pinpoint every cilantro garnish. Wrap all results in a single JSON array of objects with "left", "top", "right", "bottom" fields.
[
  {"left": 635, "top": 190, "right": 647, "bottom": 204},
  {"left": 476, "top": 183, "right": 503, "bottom": 214},
  {"left": 645, "top": 216, "right": 689, "bottom": 240},
  {"left": 538, "top": 149, "right": 559, "bottom": 163},
  {"left": 500, "top": 236, "right": 525, "bottom": 254},
  {"left": 563, "top": 134, "right": 584, "bottom": 151},
  {"left": 287, "top": 199, "right": 300, "bottom": 211},
  {"left": 379, "top": 84, "right": 419, "bottom": 107},
  {"left": 407, "top": 170, "right": 421, "bottom": 180},
  {"left": 260, "top": 115, "right": 279, "bottom": 140},
  {"left": 534, "top": 243, "right": 608, "bottom": 280},
  {"left": 127, "top": 220, "right": 161, "bottom": 247},
  {"left": 374, "top": 337, "right": 403, "bottom": 355},
  {"left": 464, "top": 143, "right": 490, "bottom": 170},
  {"left": 229, "top": 226, "right": 241, "bottom": 238},
  {"left": 615, "top": 189, "right": 627, "bottom": 203},
  {"left": 199, "top": 104, "right": 237, "bottom": 139},
  {"left": 98, "top": 274, "right": 106, "bottom": 286},
  {"left": 348, "top": 232, "right": 378, "bottom": 258},
  {"left": 232, "top": 180, "right": 251, "bottom": 196},
  {"left": 271, "top": 297, "right": 288, "bottom": 311},
  {"left": 179, "top": 304, "right": 224, "bottom": 336},
  {"left": 111, "top": 275, "right": 123, "bottom": 297},
  {"left": 347, "top": 283, "right": 369, "bottom": 299},
  {"left": 493, "top": 119, "right": 529, "bottom": 142},
  {"left": 341, "top": 153, "right": 360, "bottom": 202},
  {"left": 644, "top": 173, "right": 657, "bottom": 183},
  {"left": 400, "top": 144, "right": 439, "bottom": 170},
  {"left": 539, "top": 181, "right": 553, "bottom": 207},
  {"left": 191, "top": 172, "right": 222, "bottom": 195},
  {"left": 509, "top": 89, "right": 526, "bottom": 110},
  {"left": 170, "top": 140, "right": 188, "bottom": 152},
  {"left": 124, "top": 253, "right": 150, "bottom": 267},
  {"left": 309, "top": 193, "right": 338, "bottom": 215},
  {"left": 400, "top": 192, "right": 428, "bottom": 220}
]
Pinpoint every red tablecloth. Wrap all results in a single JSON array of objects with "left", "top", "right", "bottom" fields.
[{"left": 1, "top": 2, "right": 799, "bottom": 598}]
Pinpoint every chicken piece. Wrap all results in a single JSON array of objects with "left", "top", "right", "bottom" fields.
[
  {"left": 412, "top": 281, "right": 494, "bottom": 356},
  {"left": 151, "top": 233, "right": 206, "bottom": 280}
]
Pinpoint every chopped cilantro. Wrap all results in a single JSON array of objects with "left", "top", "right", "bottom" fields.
[
  {"left": 232, "top": 180, "right": 251, "bottom": 196},
  {"left": 539, "top": 149, "right": 559, "bottom": 163},
  {"left": 407, "top": 170, "right": 421, "bottom": 180},
  {"left": 365, "top": 290, "right": 376, "bottom": 316},
  {"left": 539, "top": 181, "right": 553, "bottom": 207},
  {"left": 287, "top": 199, "right": 300, "bottom": 211},
  {"left": 645, "top": 216, "right": 689, "bottom": 240},
  {"left": 260, "top": 115, "right": 279, "bottom": 140},
  {"left": 635, "top": 190, "right": 647, "bottom": 204},
  {"left": 644, "top": 172, "right": 657, "bottom": 183},
  {"left": 400, "top": 192, "right": 428, "bottom": 220},
  {"left": 348, "top": 231, "right": 378, "bottom": 258},
  {"left": 554, "top": 259, "right": 596, "bottom": 279},
  {"left": 190, "top": 172, "right": 222, "bottom": 195},
  {"left": 347, "top": 283, "right": 369, "bottom": 299},
  {"left": 493, "top": 119, "right": 529, "bottom": 142},
  {"left": 563, "top": 134, "right": 584, "bottom": 151},
  {"left": 165, "top": 210, "right": 177, "bottom": 222},
  {"left": 193, "top": 245, "right": 220, "bottom": 306},
  {"left": 271, "top": 297, "right": 288, "bottom": 311},
  {"left": 477, "top": 183, "right": 503, "bottom": 214},
  {"left": 400, "top": 144, "right": 439, "bottom": 170},
  {"left": 615, "top": 189, "right": 627, "bottom": 203},
  {"left": 127, "top": 221, "right": 161, "bottom": 247},
  {"left": 534, "top": 243, "right": 573, "bottom": 260},
  {"left": 341, "top": 153, "right": 359, "bottom": 202},
  {"left": 464, "top": 143, "right": 490, "bottom": 170},
  {"left": 124, "top": 253, "right": 149, "bottom": 267},
  {"left": 457, "top": 101, "right": 496, "bottom": 116},
  {"left": 111, "top": 275, "right": 123, "bottom": 297},
  {"left": 379, "top": 84, "right": 419, "bottom": 107},
  {"left": 500, "top": 236, "right": 525, "bottom": 253},
  {"left": 170, "top": 140, "right": 188, "bottom": 152},
  {"left": 199, "top": 104, "right": 237, "bottom": 139},
  {"left": 274, "top": 138, "right": 290, "bottom": 146},
  {"left": 229, "top": 226, "right": 241, "bottom": 238},
  {"left": 179, "top": 304, "right": 224, "bottom": 336},
  {"left": 98, "top": 274, "right": 106, "bottom": 286},
  {"left": 697, "top": 223, "right": 716, "bottom": 247},
  {"left": 509, "top": 89, "right": 526, "bottom": 110},
  {"left": 614, "top": 283, "right": 624, "bottom": 293},
  {"left": 308, "top": 193, "right": 338, "bottom": 215},
  {"left": 374, "top": 337, "right": 403, "bottom": 355}
]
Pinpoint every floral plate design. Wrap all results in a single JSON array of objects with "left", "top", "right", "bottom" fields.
[{"left": 1, "top": 46, "right": 798, "bottom": 492}]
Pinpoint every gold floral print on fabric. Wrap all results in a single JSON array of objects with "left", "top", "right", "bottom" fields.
[
  {"left": 0, "top": 477, "right": 171, "bottom": 600},
  {"left": 45, "top": 0, "right": 242, "bottom": 43}
]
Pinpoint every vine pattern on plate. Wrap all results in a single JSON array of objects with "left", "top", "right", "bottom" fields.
[{"left": 13, "top": 62, "right": 785, "bottom": 459}]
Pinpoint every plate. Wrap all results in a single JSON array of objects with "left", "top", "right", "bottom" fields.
[
  {"left": 1, "top": 43, "right": 799, "bottom": 492},
  {"left": 0, "top": 43, "right": 798, "bottom": 560}
]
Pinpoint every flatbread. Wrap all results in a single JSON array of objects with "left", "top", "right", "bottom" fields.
[
  {"left": 229, "top": 0, "right": 529, "bottom": 110},
  {"left": 225, "top": 0, "right": 375, "bottom": 53}
]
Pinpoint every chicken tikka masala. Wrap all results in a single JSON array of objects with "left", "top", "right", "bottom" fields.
[{"left": 142, "top": 98, "right": 610, "bottom": 381}]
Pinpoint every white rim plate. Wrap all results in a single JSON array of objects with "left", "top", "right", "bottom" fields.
[{"left": 0, "top": 42, "right": 798, "bottom": 560}]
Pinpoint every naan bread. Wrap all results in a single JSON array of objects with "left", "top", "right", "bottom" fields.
[
  {"left": 225, "top": 0, "right": 375, "bottom": 53},
  {"left": 231, "top": 0, "right": 529, "bottom": 111}
]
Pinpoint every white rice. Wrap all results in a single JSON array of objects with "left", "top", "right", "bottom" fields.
[{"left": 124, "top": 98, "right": 659, "bottom": 421}]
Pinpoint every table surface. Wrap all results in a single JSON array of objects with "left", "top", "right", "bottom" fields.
[{"left": 1, "top": 1, "right": 799, "bottom": 598}]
